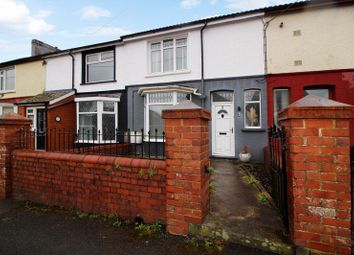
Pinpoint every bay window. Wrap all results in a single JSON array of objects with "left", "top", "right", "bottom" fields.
[
  {"left": 244, "top": 90, "right": 261, "bottom": 128},
  {"left": 0, "top": 67, "right": 15, "bottom": 92},
  {"left": 76, "top": 98, "right": 118, "bottom": 142},
  {"left": 139, "top": 86, "right": 198, "bottom": 137},
  {"left": 150, "top": 37, "right": 187, "bottom": 74}
]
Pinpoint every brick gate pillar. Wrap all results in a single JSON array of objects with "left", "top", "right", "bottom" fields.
[
  {"left": 162, "top": 102, "right": 211, "bottom": 235},
  {"left": 279, "top": 95, "right": 354, "bottom": 254},
  {"left": 0, "top": 113, "right": 31, "bottom": 199}
]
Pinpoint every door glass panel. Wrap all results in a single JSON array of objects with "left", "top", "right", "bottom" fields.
[{"left": 212, "top": 91, "right": 233, "bottom": 102}]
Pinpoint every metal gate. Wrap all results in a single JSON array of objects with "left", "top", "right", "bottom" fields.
[{"left": 268, "top": 125, "right": 289, "bottom": 230}]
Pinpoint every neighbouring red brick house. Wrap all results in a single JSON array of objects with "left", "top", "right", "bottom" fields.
[{"left": 267, "top": 70, "right": 354, "bottom": 145}]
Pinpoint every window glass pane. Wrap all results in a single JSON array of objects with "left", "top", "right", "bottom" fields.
[
  {"left": 245, "top": 103, "right": 260, "bottom": 128},
  {"left": 245, "top": 90, "right": 260, "bottom": 102},
  {"left": 2, "top": 106, "right": 14, "bottom": 114},
  {"left": 273, "top": 89, "right": 289, "bottom": 125},
  {"left": 151, "top": 50, "right": 161, "bottom": 73},
  {"left": 212, "top": 91, "right": 233, "bottom": 102},
  {"left": 176, "top": 46, "right": 187, "bottom": 70},
  {"left": 163, "top": 39, "right": 173, "bottom": 48},
  {"left": 177, "top": 92, "right": 190, "bottom": 103},
  {"left": 149, "top": 105, "right": 173, "bottom": 136},
  {"left": 103, "top": 101, "right": 114, "bottom": 112},
  {"left": 101, "top": 51, "right": 114, "bottom": 60},
  {"left": 163, "top": 48, "right": 174, "bottom": 72},
  {"left": 176, "top": 38, "right": 187, "bottom": 46},
  {"left": 5, "top": 68, "right": 15, "bottom": 91},
  {"left": 151, "top": 42, "right": 161, "bottom": 51},
  {"left": 87, "top": 54, "right": 99, "bottom": 63},
  {"left": 0, "top": 76, "right": 4, "bottom": 90},
  {"left": 102, "top": 114, "right": 116, "bottom": 140},
  {"left": 87, "top": 60, "right": 114, "bottom": 82},
  {"left": 79, "top": 114, "right": 97, "bottom": 140},
  {"left": 79, "top": 101, "right": 97, "bottom": 112},
  {"left": 149, "top": 92, "right": 173, "bottom": 104},
  {"left": 304, "top": 89, "right": 329, "bottom": 98}
]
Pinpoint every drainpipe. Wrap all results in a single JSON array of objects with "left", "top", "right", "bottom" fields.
[
  {"left": 200, "top": 21, "right": 207, "bottom": 108},
  {"left": 68, "top": 51, "right": 77, "bottom": 93}
]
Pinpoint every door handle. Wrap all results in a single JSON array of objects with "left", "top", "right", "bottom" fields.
[{"left": 231, "top": 128, "right": 233, "bottom": 134}]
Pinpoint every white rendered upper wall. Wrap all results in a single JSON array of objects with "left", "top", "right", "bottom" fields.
[
  {"left": 44, "top": 14, "right": 265, "bottom": 93},
  {"left": 266, "top": 4, "right": 354, "bottom": 74}
]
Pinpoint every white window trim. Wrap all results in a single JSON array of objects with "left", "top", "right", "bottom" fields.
[
  {"left": 0, "top": 103, "right": 17, "bottom": 115},
  {"left": 244, "top": 89, "right": 262, "bottom": 129},
  {"left": 85, "top": 50, "right": 115, "bottom": 84},
  {"left": 75, "top": 98, "right": 119, "bottom": 143},
  {"left": 148, "top": 35, "right": 188, "bottom": 75},
  {"left": 143, "top": 90, "right": 192, "bottom": 142},
  {"left": 0, "top": 67, "right": 16, "bottom": 93}
]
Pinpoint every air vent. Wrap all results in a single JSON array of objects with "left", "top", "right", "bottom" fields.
[
  {"left": 294, "top": 60, "right": 302, "bottom": 66},
  {"left": 293, "top": 30, "right": 301, "bottom": 36}
]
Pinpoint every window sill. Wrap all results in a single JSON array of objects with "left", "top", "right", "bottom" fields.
[
  {"left": 241, "top": 128, "right": 266, "bottom": 132},
  {"left": 80, "top": 80, "right": 117, "bottom": 86},
  {"left": 145, "top": 70, "right": 191, "bottom": 78},
  {"left": 0, "top": 90, "right": 15, "bottom": 94}
]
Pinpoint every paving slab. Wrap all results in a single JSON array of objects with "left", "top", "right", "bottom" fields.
[{"left": 190, "top": 159, "right": 294, "bottom": 254}]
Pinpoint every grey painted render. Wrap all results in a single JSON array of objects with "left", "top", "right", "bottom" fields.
[{"left": 126, "top": 76, "right": 267, "bottom": 162}]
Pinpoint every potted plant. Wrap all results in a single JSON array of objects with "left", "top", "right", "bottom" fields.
[{"left": 239, "top": 145, "right": 251, "bottom": 162}]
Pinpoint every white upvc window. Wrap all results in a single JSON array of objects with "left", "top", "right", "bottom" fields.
[
  {"left": 150, "top": 37, "right": 187, "bottom": 74},
  {"left": 85, "top": 50, "right": 114, "bottom": 83},
  {"left": 0, "top": 103, "right": 17, "bottom": 115},
  {"left": 145, "top": 92, "right": 191, "bottom": 137},
  {"left": 75, "top": 98, "right": 118, "bottom": 143},
  {"left": 0, "top": 67, "right": 15, "bottom": 92},
  {"left": 244, "top": 89, "right": 261, "bottom": 129}
]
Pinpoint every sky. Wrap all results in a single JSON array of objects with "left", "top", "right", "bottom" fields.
[{"left": 0, "top": 0, "right": 295, "bottom": 63}]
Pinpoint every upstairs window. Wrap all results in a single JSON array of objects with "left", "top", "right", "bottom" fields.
[
  {"left": 244, "top": 90, "right": 261, "bottom": 129},
  {"left": 304, "top": 88, "right": 331, "bottom": 99},
  {"left": 150, "top": 37, "right": 187, "bottom": 74},
  {"left": 0, "top": 67, "right": 15, "bottom": 92},
  {"left": 84, "top": 49, "right": 115, "bottom": 83}
]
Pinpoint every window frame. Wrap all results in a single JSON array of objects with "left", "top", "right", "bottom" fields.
[
  {"left": 148, "top": 35, "right": 188, "bottom": 75},
  {"left": 82, "top": 47, "right": 116, "bottom": 85},
  {"left": 273, "top": 88, "right": 289, "bottom": 126},
  {"left": 75, "top": 98, "right": 119, "bottom": 143},
  {"left": 0, "top": 103, "right": 17, "bottom": 115},
  {"left": 144, "top": 91, "right": 192, "bottom": 141},
  {"left": 0, "top": 67, "right": 16, "bottom": 93},
  {"left": 244, "top": 89, "right": 262, "bottom": 129}
]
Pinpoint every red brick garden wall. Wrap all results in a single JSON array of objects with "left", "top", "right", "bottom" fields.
[{"left": 11, "top": 150, "right": 166, "bottom": 223}]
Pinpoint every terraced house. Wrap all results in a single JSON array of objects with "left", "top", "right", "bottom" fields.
[{"left": 1, "top": 0, "right": 353, "bottom": 160}]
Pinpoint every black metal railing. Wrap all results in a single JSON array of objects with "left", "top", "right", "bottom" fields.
[
  {"left": 19, "top": 128, "right": 166, "bottom": 160},
  {"left": 268, "top": 125, "right": 288, "bottom": 230}
]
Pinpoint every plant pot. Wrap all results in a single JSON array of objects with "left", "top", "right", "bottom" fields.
[{"left": 239, "top": 152, "right": 251, "bottom": 162}]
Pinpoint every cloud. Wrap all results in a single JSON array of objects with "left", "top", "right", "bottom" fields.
[
  {"left": 36, "top": 10, "right": 52, "bottom": 19},
  {"left": 209, "top": 0, "right": 219, "bottom": 4},
  {"left": 0, "top": 0, "right": 54, "bottom": 35},
  {"left": 226, "top": 0, "right": 295, "bottom": 11},
  {"left": 0, "top": 39, "right": 29, "bottom": 62},
  {"left": 180, "top": 0, "right": 201, "bottom": 9},
  {"left": 80, "top": 6, "right": 111, "bottom": 20}
]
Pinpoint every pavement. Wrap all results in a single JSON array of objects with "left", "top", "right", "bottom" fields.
[
  {"left": 0, "top": 199, "right": 275, "bottom": 255},
  {"left": 190, "top": 159, "right": 294, "bottom": 254}
]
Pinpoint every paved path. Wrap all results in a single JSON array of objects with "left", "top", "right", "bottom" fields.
[
  {"left": 0, "top": 200, "right": 274, "bottom": 255},
  {"left": 191, "top": 159, "right": 293, "bottom": 254}
]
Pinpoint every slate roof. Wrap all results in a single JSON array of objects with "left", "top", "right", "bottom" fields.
[{"left": 17, "top": 89, "right": 74, "bottom": 105}]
